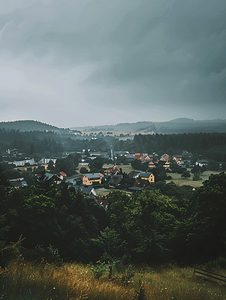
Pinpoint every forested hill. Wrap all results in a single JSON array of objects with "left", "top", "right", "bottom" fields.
[{"left": 0, "top": 120, "right": 62, "bottom": 132}]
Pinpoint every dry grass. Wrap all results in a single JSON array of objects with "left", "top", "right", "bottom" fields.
[
  {"left": 0, "top": 262, "right": 135, "bottom": 300},
  {"left": 1, "top": 262, "right": 226, "bottom": 300}
]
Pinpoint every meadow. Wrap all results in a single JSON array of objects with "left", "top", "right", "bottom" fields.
[
  {"left": 166, "top": 170, "right": 221, "bottom": 188},
  {"left": 1, "top": 261, "right": 226, "bottom": 300}
]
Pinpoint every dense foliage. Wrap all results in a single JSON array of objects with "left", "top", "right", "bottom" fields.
[
  {"left": 0, "top": 128, "right": 109, "bottom": 157},
  {"left": 1, "top": 161, "right": 226, "bottom": 266}
]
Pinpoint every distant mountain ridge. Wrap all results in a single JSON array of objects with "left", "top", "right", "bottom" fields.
[
  {"left": 71, "top": 118, "right": 226, "bottom": 133},
  {"left": 1, "top": 118, "right": 226, "bottom": 134}
]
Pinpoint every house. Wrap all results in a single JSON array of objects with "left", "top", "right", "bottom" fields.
[
  {"left": 96, "top": 199, "right": 108, "bottom": 209},
  {"left": 173, "top": 155, "right": 182, "bottom": 164},
  {"left": 196, "top": 159, "right": 209, "bottom": 167},
  {"left": 103, "top": 165, "right": 120, "bottom": 176},
  {"left": 39, "top": 158, "right": 57, "bottom": 164},
  {"left": 14, "top": 165, "right": 39, "bottom": 172},
  {"left": 83, "top": 173, "right": 104, "bottom": 185},
  {"left": 148, "top": 161, "right": 156, "bottom": 169},
  {"left": 139, "top": 172, "right": 155, "bottom": 183},
  {"left": 128, "top": 171, "right": 141, "bottom": 178},
  {"left": 163, "top": 161, "right": 170, "bottom": 169},
  {"left": 74, "top": 185, "right": 97, "bottom": 197},
  {"left": 124, "top": 154, "right": 136, "bottom": 163},
  {"left": 37, "top": 172, "right": 62, "bottom": 184},
  {"left": 11, "top": 158, "right": 35, "bottom": 167},
  {"left": 66, "top": 175, "right": 83, "bottom": 186},
  {"left": 9, "top": 178, "right": 28, "bottom": 189},
  {"left": 140, "top": 154, "right": 151, "bottom": 162},
  {"left": 59, "top": 171, "right": 67, "bottom": 180},
  {"left": 160, "top": 154, "right": 169, "bottom": 161}
]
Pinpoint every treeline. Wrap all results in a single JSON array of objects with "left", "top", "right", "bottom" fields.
[
  {"left": 0, "top": 128, "right": 108, "bottom": 156},
  {"left": 1, "top": 164, "right": 226, "bottom": 266},
  {"left": 115, "top": 132, "right": 226, "bottom": 161}
]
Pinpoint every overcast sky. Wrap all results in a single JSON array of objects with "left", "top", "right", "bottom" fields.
[{"left": 0, "top": 0, "right": 226, "bottom": 128}]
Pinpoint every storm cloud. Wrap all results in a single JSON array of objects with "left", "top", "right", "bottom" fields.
[{"left": 0, "top": 0, "right": 226, "bottom": 127}]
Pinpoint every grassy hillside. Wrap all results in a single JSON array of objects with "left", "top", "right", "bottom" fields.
[{"left": 1, "top": 261, "right": 226, "bottom": 299}]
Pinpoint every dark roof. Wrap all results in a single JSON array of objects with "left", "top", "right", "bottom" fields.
[
  {"left": 109, "top": 175, "right": 123, "bottom": 186},
  {"left": 9, "top": 178, "right": 28, "bottom": 188},
  {"left": 140, "top": 172, "right": 153, "bottom": 178},
  {"left": 84, "top": 173, "right": 101, "bottom": 179},
  {"left": 74, "top": 185, "right": 96, "bottom": 196}
]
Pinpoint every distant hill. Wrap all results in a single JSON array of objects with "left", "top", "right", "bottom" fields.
[
  {"left": 71, "top": 118, "right": 226, "bottom": 134},
  {"left": 154, "top": 118, "right": 226, "bottom": 133},
  {"left": 0, "top": 120, "right": 62, "bottom": 132},
  {"left": 71, "top": 121, "right": 156, "bottom": 132}
]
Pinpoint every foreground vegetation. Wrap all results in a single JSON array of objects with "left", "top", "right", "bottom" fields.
[{"left": 1, "top": 261, "right": 226, "bottom": 300}]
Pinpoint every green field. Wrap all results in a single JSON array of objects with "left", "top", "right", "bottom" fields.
[{"left": 166, "top": 170, "right": 221, "bottom": 187}]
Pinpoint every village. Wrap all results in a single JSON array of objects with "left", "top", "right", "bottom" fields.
[{"left": 2, "top": 146, "right": 222, "bottom": 206}]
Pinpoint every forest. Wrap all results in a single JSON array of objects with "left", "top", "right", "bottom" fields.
[
  {"left": 115, "top": 132, "right": 226, "bottom": 161},
  {"left": 1, "top": 163, "right": 226, "bottom": 268},
  {"left": 1, "top": 129, "right": 226, "bottom": 162}
]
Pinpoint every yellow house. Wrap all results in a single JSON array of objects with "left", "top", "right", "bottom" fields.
[
  {"left": 139, "top": 172, "right": 155, "bottom": 183},
  {"left": 83, "top": 173, "right": 104, "bottom": 185}
]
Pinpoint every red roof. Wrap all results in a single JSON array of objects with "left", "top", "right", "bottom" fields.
[
  {"left": 96, "top": 199, "right": 108, "bottom": 208},
  {"left": 135, "top": 153, "right": 140, "bottom": 159},
  {"left": 60, "top": 171, "right": 67, "bottom": 177}
]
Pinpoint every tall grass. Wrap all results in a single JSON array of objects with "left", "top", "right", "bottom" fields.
[
  {"left": 0, "top": 261, "right": 135, "bottom": 300},
  {"left": 1, "top": 261, "right": 226, "bottom": 299}
]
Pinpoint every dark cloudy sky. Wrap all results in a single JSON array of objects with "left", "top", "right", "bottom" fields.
[{"left": 0, "top": 0, "right": 226, "bottom": 127}]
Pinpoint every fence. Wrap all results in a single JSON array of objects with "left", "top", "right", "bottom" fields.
[{"left": 194, "top": 268, "right": 226, "bottom": 284}]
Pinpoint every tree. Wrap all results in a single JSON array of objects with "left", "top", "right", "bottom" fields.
[
  {"left": 98, "top": 227, "right": 127, "bottom": 262},
  {"left": 48, "top": 160, "right": 55, "bottom": 172},
  {"left": 80, "top": 167, "right": 88, "bottom": 174},
  {"left": 29, "top": 143, "right": 35, "bottom": 155},
  {"left": 208, "top": 160, "right": 220, "bottom": 171},
  {"left": 181, "top": 171, "right": 191, "bottom": 179},
  {"left": 187, "top": 172, "right": 226, "bottom": 262},
  {"left": 151, "top": 165, "right": 168, "bottom": 182},
  {"left": 191, "top": 165, "right": 202, "bottom": 174},
  {"left": 55, "top": 157, "right": 75, "bottom": 176},
  {"left": 193, "top": 173, "right": 201, "bottom": 181},
  {"left": 89, "top": 157, "right": 103, "bottom": 173}
]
